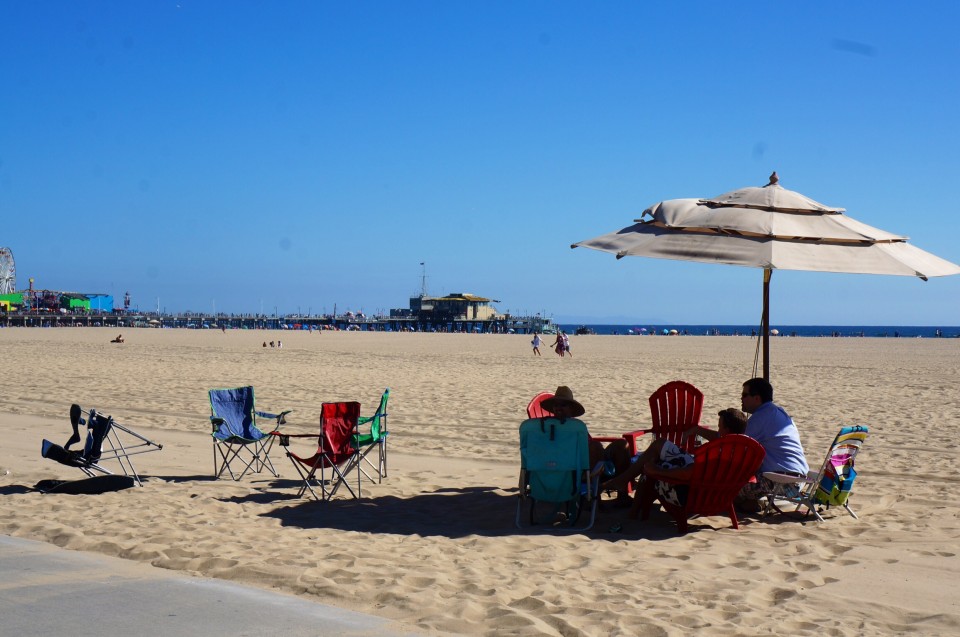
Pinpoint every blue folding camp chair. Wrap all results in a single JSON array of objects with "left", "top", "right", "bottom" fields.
[
  {"left": 209, "top": 386, "right": 291, "bottom": 480},
  {"left": 764, "top": 425, "right": 869, "bottom": 521},
  {"left": 516, "top": 415, "right": 601, "bottom": 531}
]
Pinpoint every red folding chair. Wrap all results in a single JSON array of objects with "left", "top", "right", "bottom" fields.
[{"left": 277, "top": 401, "right": 362, "bottom": 501}]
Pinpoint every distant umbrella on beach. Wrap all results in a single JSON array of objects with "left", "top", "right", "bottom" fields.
[{"left": 573, "top": 173, "right": 960, "bottom": 379}]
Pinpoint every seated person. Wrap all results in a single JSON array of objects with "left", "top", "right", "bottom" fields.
[
  {"left": 538, "top": 386, "right": 632, "bottom": 506},
  {"left": 736, "top": 378, "right": 809, "bottom": 512},
  {"left": 111, "top": 334, "right": 124, "bottom": 343},
  {"left": 601, "top": 408, "right": 748, "bottom": 516}
]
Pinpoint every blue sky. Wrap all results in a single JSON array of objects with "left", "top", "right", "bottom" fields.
[{"left": 3, "top": 2, "right": 959, "bottom": 325}]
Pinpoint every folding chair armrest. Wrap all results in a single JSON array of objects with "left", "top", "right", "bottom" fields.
[
  {"left": 210, "top": 417, "right": 225, "bottom": 432},
  {"left": 255, "top": 409, "right": 292, "bottom": 426},
  {"left": 583, "top": 461, "right": 606, "bottom": 501},
  {"left": 763, "top": 471, "right": 813, "bottom": 485},
  {"left": 269, "top": 431, "right": 316, "bottom": 448},
  {"left": 621, "top": 429, "right": 647, "bottom": 455}
]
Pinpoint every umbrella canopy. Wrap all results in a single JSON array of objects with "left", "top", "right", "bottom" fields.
[{"left": 573, "top": 173, "right": 960, "bottom": 378}]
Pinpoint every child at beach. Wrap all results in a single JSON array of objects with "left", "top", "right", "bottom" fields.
[
  {"left": 531, "top": 333, "right": 542, "bottom": 356},
  {"left": 602, "top": 408, "right": 748, "bottom": 515}
]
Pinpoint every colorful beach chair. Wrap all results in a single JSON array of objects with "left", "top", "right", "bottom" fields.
[
  {"left": 516, "top": 415, "right": 601, "bottom": 531},
  {"left": 764, "top": 425, "right": 869, "bottom": 521}
]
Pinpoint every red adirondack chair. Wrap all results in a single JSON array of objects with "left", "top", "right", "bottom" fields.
[
  {"left": 622, "top": 380, "right": 705, "bottom": 455},
  {"left": 526, "top": 392, "right": 556, "bottom": 419},
  {"left": 639, "top": 434, "right": 765, "bottom": 533}
]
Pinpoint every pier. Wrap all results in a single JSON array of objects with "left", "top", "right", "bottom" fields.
[{"left": 0, "top": 311, "right": 554, "bottom": 334}]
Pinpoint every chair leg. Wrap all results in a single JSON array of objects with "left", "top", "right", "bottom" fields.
[{"left": 287, "top": 456, "right": 321, "bottom": 500}]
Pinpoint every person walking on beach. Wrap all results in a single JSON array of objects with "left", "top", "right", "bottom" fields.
[
  {"left": 531, "top": 332, "right": 543, "bottom": 356},
  {"left": 551, "top": 332, "right": 565, "bottom": 357},
  {"left": 736, "top": 377, "right": 809, "bottom": 512},
  {"left": 562, "top": 332, "right": 572, "bottom": 358}
]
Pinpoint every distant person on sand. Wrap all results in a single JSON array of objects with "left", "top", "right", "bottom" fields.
[
  {"left": 531, "top": 333, "right": 542, "bottom": 356},
  {"left": 551, "top": 332, "right": 565, "bottom": 357},
  {"left": 262, "top": 341, "right": 267, "bottom": 347},
  {"left": 563, "top": 332, "right": 572, "bottom": 358},
  {"left": 110, "top": 334, "right": 124, "bottom": 343}
]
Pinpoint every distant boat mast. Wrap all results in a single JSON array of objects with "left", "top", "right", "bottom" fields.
[{"left": 420, "top": 261, "right": 428, "bottom": 297}]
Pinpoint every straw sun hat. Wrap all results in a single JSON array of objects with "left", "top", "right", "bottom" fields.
[{"left": 540, "top": 386, "right": 585, "bottom": 418}]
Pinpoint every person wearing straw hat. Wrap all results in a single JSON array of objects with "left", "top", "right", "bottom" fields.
[{"left": 541, "top": 386, "right": 632, "bottom": 506}]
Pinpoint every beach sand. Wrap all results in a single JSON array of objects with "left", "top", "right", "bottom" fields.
[{"left": 1, "top": 327, "right": 958, "bottom": 635}]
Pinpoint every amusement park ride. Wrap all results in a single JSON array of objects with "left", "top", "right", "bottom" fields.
[
  {"left": 0, "top": 247, "right": 14, "bottom": 294},
  {"left": 0, "top": 247, "right": 130, "bottom": 314}
]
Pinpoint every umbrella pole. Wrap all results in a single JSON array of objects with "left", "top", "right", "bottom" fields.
[{"left": 762, "top": 268, "right": 771, "bottom": 381}]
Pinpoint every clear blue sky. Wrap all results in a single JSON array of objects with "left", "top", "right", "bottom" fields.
[{"left": 3, "top": 2, "right": 959, "bottom": 325}]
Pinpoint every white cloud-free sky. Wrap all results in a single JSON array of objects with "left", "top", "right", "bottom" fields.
[{"left": 3, "top": 2, "right": 958, "bottom": 325}]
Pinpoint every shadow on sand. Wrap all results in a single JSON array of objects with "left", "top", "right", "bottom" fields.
[{"left": 215, "top": 480, "right": 772, "bottom": 540}]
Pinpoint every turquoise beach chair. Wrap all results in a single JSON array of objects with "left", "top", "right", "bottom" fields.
[{"left": 516, "top": 416, "right": 601, "bottom": 531}]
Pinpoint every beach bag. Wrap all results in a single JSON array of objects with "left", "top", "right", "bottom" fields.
[{"left": 814, "top": 457, "right": 857, "bottom": 506}]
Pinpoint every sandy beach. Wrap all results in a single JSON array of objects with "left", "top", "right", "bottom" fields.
[{"left": 1, "top": 327, "right": 958, "bottom": 635}]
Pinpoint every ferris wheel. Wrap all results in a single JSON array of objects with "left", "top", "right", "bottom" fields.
[{"left": 0, "top": 247, "right": 15, "bottom": 294}]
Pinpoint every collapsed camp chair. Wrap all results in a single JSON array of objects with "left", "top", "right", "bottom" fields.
[
  {"left": 764, "top": 425, "right": 869, "bottom": 521},
  {"left": 210, "top": 386, "right": 291, "bottom": 480},
  {"left": 41, "top": 403, "right": 163, "bottom": 487},
  {"left": 516, "top": 415, "right": 602, "bottom": 531},
  {"left": 278, "top": 401, "right": 362, "bottom": 501},
  {"left": 351, "top": 388, "right": 390, "bottom": 484},
  {"left": 639, "top": 434, "right": 765, "bottom": 534}
]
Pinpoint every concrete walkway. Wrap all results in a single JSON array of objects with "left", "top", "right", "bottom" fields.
[{"left": 0, "top": 535, "right": 419, "bottom": 637}]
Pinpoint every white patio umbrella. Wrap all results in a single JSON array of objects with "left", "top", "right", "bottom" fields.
[{"left": 573, "top": 173, "right": 960, "bottom": 379}]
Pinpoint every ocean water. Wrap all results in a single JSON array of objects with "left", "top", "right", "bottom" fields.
[{"left": 557, "top": 324, "right": 960, "bottom": 338}]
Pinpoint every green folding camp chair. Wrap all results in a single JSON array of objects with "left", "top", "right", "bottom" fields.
[{"left": 351, "top": 388, "right": 389, "bottom": 484}]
